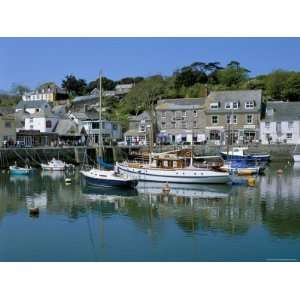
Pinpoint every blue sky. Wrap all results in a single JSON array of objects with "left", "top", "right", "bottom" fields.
[{"left": 1, "top": 37, "right": 300, "bottom": 91}]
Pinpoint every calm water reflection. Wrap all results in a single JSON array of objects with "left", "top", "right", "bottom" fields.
[{"left": 0, "top": 163, "right": 300, "bottom": 261}]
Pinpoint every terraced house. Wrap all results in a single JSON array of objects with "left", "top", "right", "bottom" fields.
[
  {"left": 156, "top": 98, "right": 206, "bottom": 144},
  {"left": 204, "top": 90, "right": 262, "bottom": 145}
]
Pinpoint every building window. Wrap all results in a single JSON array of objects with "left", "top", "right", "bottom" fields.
[
  {"left": 226, "top": 115, "right": 231, "bottom": 124},
  {"left": 193, "top": 110, "right": 197, "bottom": 117},
  {"left": 162, "top": 111, "right": 166, "bottom": 118},
  {"left": 245, "top": 101, "right": 255, "bottom": 109},
  {"left": 5, "top": 121, "right": 11, "bottom": 128},
  {"left": 175, "top": 121, "right": 180, "bottom": 129},
  {"left": 265, "top": 121, "right": 270, "bottom": 129},
  {"left": 210, "top": 130, "right": 220, "bottom": 140},
  {"left": 30, "top": 118, "right": 33, "bottom": 123},
  {"left": 161, "top": 122, "right": 166, "bottom": 129},
  {"left": 193, "top": 121, "right": 197, "bottom": 128},
  {"left": 171, "top": 122, "right": 175, "bottom": 129},
  {"left": 182, "top": 121, "right": 187, "bottom": 129},
  {"left": 46, "top": 120, "right": 52, "bottom": 128},
  {"left": 112, "top": 124, "right": 118, "bottom": 130},
  {"left": 246, "top": 114, "right": 253, "bottom": 124},
  {"left": 225, "top": 102, "right": 232, "bottom": 109},
  {"left": 287, "top": 133, "right": 293, "bottom": 139},
  {"left": 182, "top": 111, "right": 187, "bottom": 118},
  {"left": 175, "top": 111, "right": 181, "bottom": 119},
  {"left": 288, "top": 121, "right": 294, "bottom": 129},
  {"left": 30, "top": 125, "right": 33, "bottom": 129},
  {"left": 233, "top": 102, "right": 239, "bottom": 109},
  {"left": 92, "top": 122, "right": 99, "bottom": 129},
  {"left": 210, "top": 103, "right": 219, "bottom": 110},
  {"left": 211, "top": 115, "right": 218, "bottom": 125},
  {"left": 232, "top": 115, "right": 237, "bottom": 124},
  {"left": 140, "top": 124, "right": 145, "bottom": 132}
]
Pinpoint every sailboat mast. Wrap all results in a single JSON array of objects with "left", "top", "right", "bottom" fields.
[{"left": 98, "top": 71, "right": 103, "bottom": 159}]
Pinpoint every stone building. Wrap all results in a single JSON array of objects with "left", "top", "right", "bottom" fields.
[
  {"left": 156, "top": 98, "right": 207, "bottom": 144},
  {"left": 124, "top": 111, "right": 152, "bottom": 146},
  {"left": 260, "top": 101, "right": 300, "bottom": 144},
  {"left": 204, "top": 90, "right": 262, "bottom": 145}
]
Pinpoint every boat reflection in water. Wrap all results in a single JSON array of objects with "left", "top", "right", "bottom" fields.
[
  {"left": 137, "top": 182, "right": 232, "bottom": 200},
  {"left": 26, "top": 192, "right": 48, "bottom": 210}
]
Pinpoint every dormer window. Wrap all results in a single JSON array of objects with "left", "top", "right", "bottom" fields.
[
  {"left": 245, "top": 101, "right": 255, "bottom": 109},
  {"left": 233, "top": 101, "right": 239, "bottom": 109},
  {"left": 210, "top": 102, "right": 219, "bottom": 110},
  {"left": 225, "top": 102, "right": 232, "bottom": 109}
]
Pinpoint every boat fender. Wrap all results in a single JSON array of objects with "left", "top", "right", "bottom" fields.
[
  {"left": 277, "top": 169, "right": 283, "bottom": 175},
  {"left": 247, "top": 177, "right": 256, "bottom": 187},
  {"left": 162, "top": 183, "right": 171, "bottom": 194}
]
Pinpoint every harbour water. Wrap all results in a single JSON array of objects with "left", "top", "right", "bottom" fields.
[{"left": 1, "top": 162, "right": 300, "bottom": 261}]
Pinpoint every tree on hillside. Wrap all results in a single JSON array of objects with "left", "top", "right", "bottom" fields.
[
  {"left": 117, "top": 77, "right": 144, "bottom": 85},
  {"left": 123, "top": 75, "right": 165, "bottom": 116},
  {"left": 264, "top": 70, "right": 291, "bottom": 100},
  {"left": 10, "top": 83, "right": 30, "bottom": 95},
  {"left": 216, "top": 61, "right": 250, "bottom": 87},
  {"left": 282, "top": 73, "right": 300, "bottom": 101},
  {"left": 61, "top": 75, "right": 87, "bottom": 98},
  {"left": 85, "top": 76, "right": 116, "bottom": 94}
]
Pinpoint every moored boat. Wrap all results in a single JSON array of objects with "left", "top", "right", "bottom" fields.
[
  {"left": 9, "top": 165, "right": 33, "bottom": 175},
  {"left": 220, "top": 147, "right": 270, "bottom": 162},
  {"left": 116, "top": 151, "right": 230, "bottom": 184},
  {"left": 41, "top": 158, "right": 66, "bottom": 171},
  {"left": 81, "top": 168, "right": 138, "bottom": 188},
  {"left": 293, "top": 144, "right": 300, "bottom": 162}
]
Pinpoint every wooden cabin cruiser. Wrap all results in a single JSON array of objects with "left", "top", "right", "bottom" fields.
[{"left": 116, "top": 150, "right": 230, "bottom": 184}]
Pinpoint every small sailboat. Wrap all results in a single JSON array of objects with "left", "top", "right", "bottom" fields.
[
  {"left": 9, "top": 162, "right": 33, "bottom": 175},
  {"left": 41, "top": 158, "right": 66, "bottom": 171},
  {"left": 80, "top": 71, "right": 138, "bottom": 189}
]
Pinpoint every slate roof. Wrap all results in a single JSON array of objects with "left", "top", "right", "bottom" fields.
[
  {"left": 54, "top": 119, "right": 81, "bottom": 136},
  {"left": 156, "top": 98, "right": 206, "bottom": 111},
  {"left": 128, "top": 111, "right": 151, "bottom": 121},
  {"left": 205, "top": 90, "right": 262, "bottom": 113},
  {"left": 0, "top": 107, "right": 15, "bottom": 115},
  {"left": 26, "top": 111, "right": 58, "bottom": 118},
  {"left": 72, "top": 95, "right": 98, "bottom": 103},
  {"left": 124, "top": 130, "right": 147, "bottom": 137},
  {"left": 264, "top": 101, "right": 300, "bottom": 122},
  {"left": 16, "top": 100, "right": 50, "bottom": 110}
]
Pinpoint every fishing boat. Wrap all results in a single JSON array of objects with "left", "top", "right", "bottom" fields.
[
  {"left": 220, "top": 147, "right": 270, "bottom": 162},
  {"left": 9, "top": 165, "right": 33, "bottom": 175},
  {"left": 218, "top": 160, "right": 263, "bottom": 175},
  {"left": 116, "top": 150, "right": 231, "bottom": 184},
  {"left": 41, "top": 158, "right": 66, "bottom": 171},
  {"left": 293, "top": 144, "right": 300, "bottom": 162},
  {"left": 81, "top": 168, "right": 138, "bottom": 188}
]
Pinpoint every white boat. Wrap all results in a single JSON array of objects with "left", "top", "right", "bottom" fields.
[
  {"left": 41, "top": 158, "right": 66, "bottom": 171},
  {"left": 219, "top": 164, "right": 261, "bottom": 176},
  {"left": 81, "top": 168, "right": 138, "bottom": 188},
  {"left": 9, "top": 165, "right": 33, "bottom": 175},
  {"left": 116, "top": 150, "right": 230, "bottom": 184},
  {"left": 293, "top": 145, "right": 300, "bottom": 162}
]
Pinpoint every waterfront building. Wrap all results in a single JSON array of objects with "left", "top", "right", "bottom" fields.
[
  {"left": 260, "top": 101, "right": 300, "bottom": 144},
  {"left": 204, "top": 90, "right": 262, "bottom": 145},
  {"left": 22, "top": 85, "right": 68, "bottom": 103},
  {"left": 71, "top": 91, "right": 99, "bottom": 112},
  {"left": 67, "top": 110, "right": 122, "bottom": 145},
  {"left": 0, "top": 108, "right": 16, "bottom": 147},
  {"left": 156, "top": 98, "right": 206, "bottom": 144},
  {"left": 124, "top": 111, "right": 152, "bottom": 146}
]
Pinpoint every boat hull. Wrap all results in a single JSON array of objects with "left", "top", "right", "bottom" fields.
[
  {"left": 293, "top": 155, "right": 300, "bottom": 162},
  {"left": 117, "top": 164, "right": 230, "bottom": 184},
  {"left": 41, "top": 164, "right": 65, "bottom": 171},
  {"left": 9, "top": 166, "right": 32, "bottom": 175},
  {"left": 81, "top": 171, "right": 138, "bottom": 188},
  {"left": 220, "top": 152, "right": 270, "bottom": 162}
]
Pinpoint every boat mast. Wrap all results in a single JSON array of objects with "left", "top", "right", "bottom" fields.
[{"left": 98, "top": 70, "right": 103, "bottom": 161}]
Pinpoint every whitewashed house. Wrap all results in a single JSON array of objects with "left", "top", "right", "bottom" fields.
[
  {"left": 260, "top": 102, "right": 300, "bottom": 144},
  {"left": 24, "top": 111, "right": 59, "bottom": 133}
]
